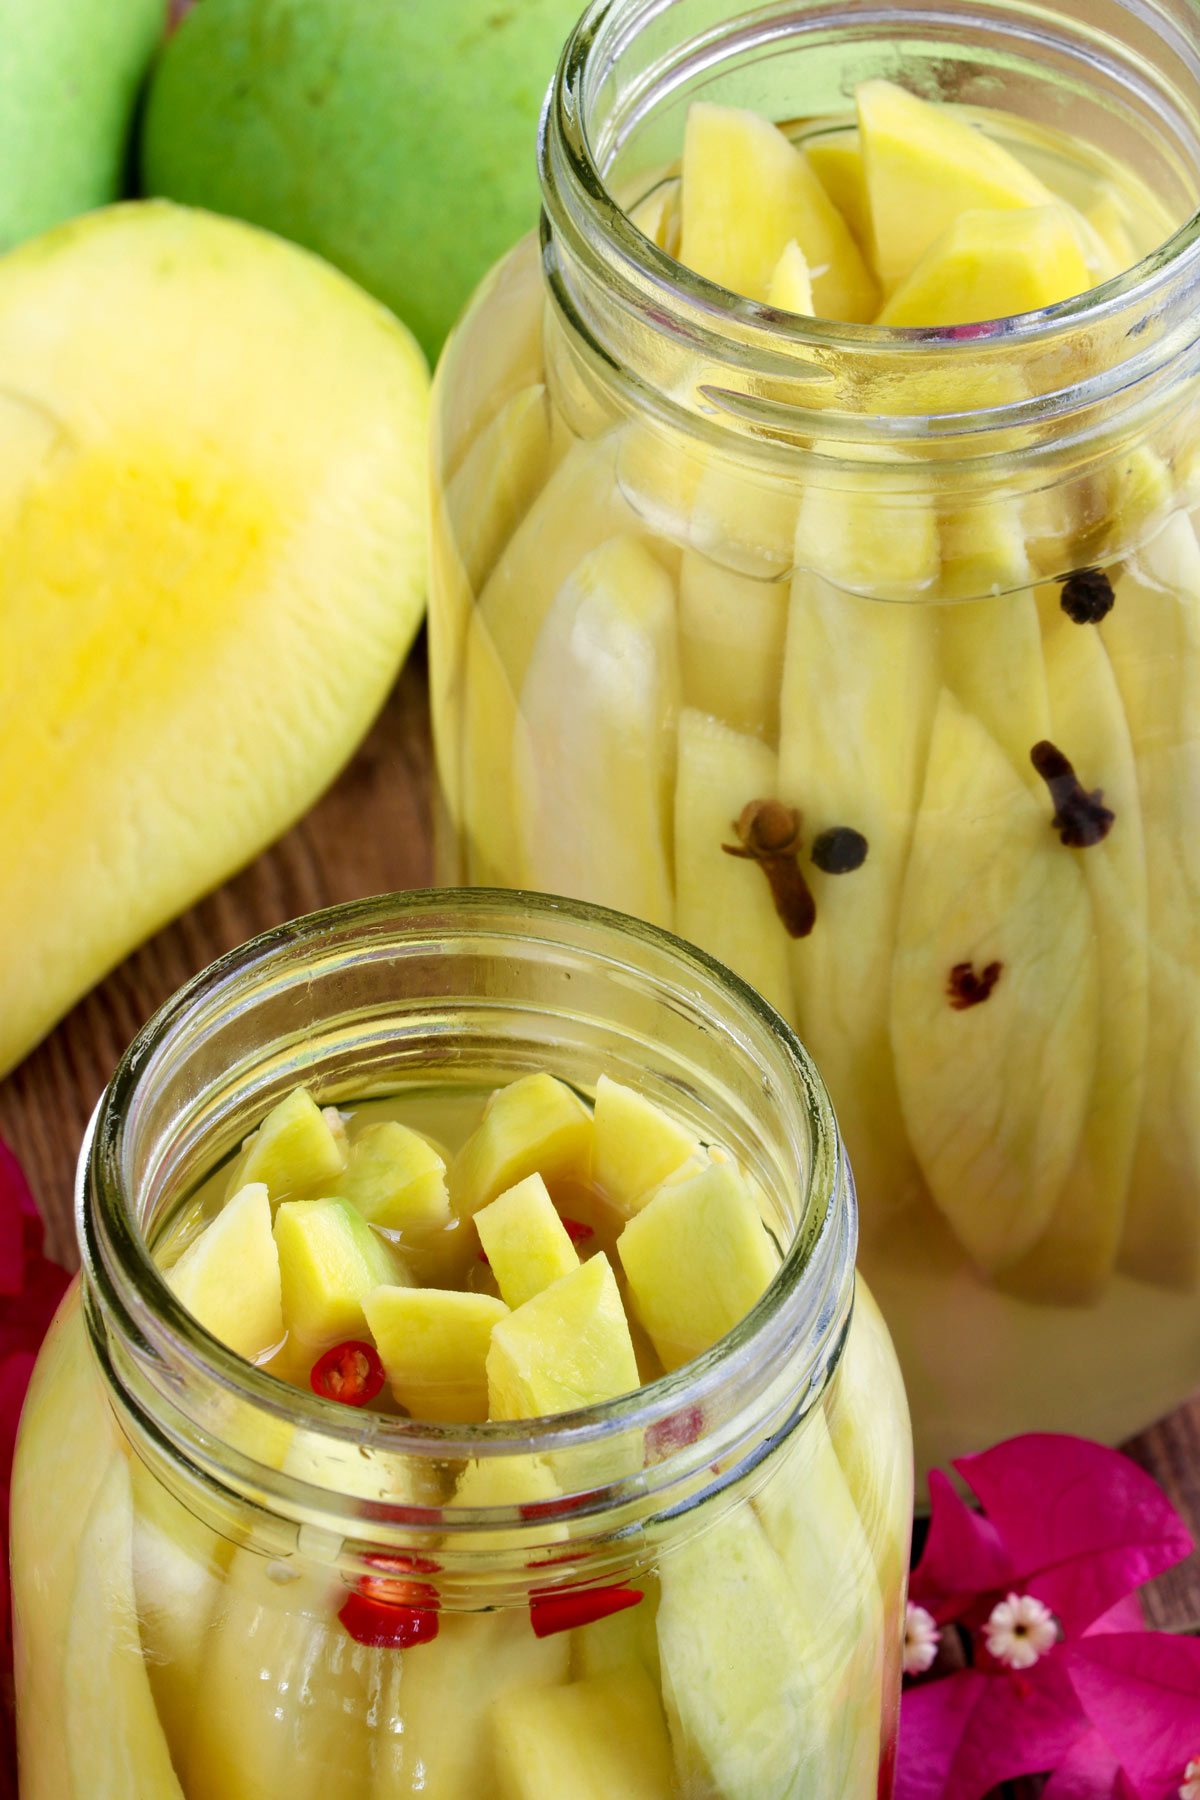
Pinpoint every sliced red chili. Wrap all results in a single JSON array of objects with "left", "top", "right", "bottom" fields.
[
  {"left": 561, "top": 1217, "right": 595, "bottom": 1245},
  {"left": 310, "top": 1339, "right": 386, "bottom": 1407},
  {"left": 529, "top": 1585, "right": 643, "bottom": 1638},
  {"left": 338, "top": 1553, "right": 442, "bottom": 1648},
  {"left": 645, "top": 1404, "right": 705, "bottom": 1461}
]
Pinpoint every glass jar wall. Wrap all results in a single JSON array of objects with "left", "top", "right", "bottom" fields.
[
  {"left": 429, "top": 0, "right": 1200, "bottom": 1477},
  {"left": 11, "top": 891, "right": 910, "bottom": 1799}
]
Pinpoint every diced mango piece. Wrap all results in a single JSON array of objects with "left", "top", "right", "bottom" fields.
[
  {"left": 593, "top": 1074, "right": 699, "bottom": 1218},
  {"left": 807, "top": 130, "right": 872, "bottom": 252},
  {"left": 680, "top": 101, "right": 878, "bottom": 320},
  {"left": 475, "top": 1174, "right": 580, "bottom": 1309},
  {"left": 334, "top": 1119, "right": 450, "bottom": 1232},
  {"left": 572, "top": 1576, "right": 661, "bottom": 1684},
  {"left": 618, "top": 1162, "right": 778, "bottom": 1371},
  {"left": 487, "top": 1256, "right": 639, "bottom": 1419},
  {"left": 364, "top": 1286, "right": 508, "bottom": 1421},
  {"left": 877, "top": 204, "right": 1093, "bottom": 328},
  {"left": 449, "top": 1073, "right": 594, "bottom": 1218},
  {"left": 857, "top": 78, "right": 1051, "bottom": 291},
  {"left": 453, "top": 1451, "right": 564, "bottom": 1549},
  {"left": 492, "top": 1668, "right": 674, "bottom": 1800},
  {"left": 274, "top": 1197, "right": 404, "bottom": 1347},
  {"left": 241, "top": 1086, "right": 346, "bottom": 1198},
  {"left": 767, "top": 239, "right": 814, "bottom": 314},
  {"left": 167, "top": 1182, "right": 283, "bottom": 1360}
]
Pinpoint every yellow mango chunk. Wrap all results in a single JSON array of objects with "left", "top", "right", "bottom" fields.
[
  {"left": 364, "top": 1286, "right": 509, "bottom": 1421},
  {"left": 449, "top": 1073, "right": 595, "bottom": 1218},
  {"left": 487, "top": 1256, "right": 639, "bottom": 1419},
  {"left": 680, "top": 101, "right": 878, "bottom": 320},
  {"left": 475, "top": 1173, "right": 579, "bottom": 1309},
  {"left": 242, "top": 1086, "right": 346, "bottom": 1198},
  {"left": 877, "top": 205, "right": 1093, "bottom": 328},
  {"left": 167, "top": 1182, "right": 282, "bottom": 1360},
  {"left": 807, "top": 130, "right": 872, "bottom": 252},
  {"left": 593, "top": 1074, "right": 699, "bottom": 1219},
  {"left": 333, "top": 1119, "right": 450, "bottom": 1232},
  {"left": 274, "top": 1197, "right": 405, "bottom": 1347},
  {"left": 857, "top": 78, "right": 1051, "bottom": 291},
  {"left": 492, "top": 1668, "right": 675, "bottom": 1800},
  {"left": 767, "top": 238, "right": 814, "bottom": 314},
  {"left": 617, "top": 1162, "right": 779, "bottom": 1371},
  {"left": 0, "top": 203, "right": 428, "bottom": 1080},
  {"left": 453, "top": 1452, "right": 563, "bottom": 1550}
]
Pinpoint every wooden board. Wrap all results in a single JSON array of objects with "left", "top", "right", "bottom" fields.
[{"left": 2, "top": 643, "right": 1198, "bottom": 1645}]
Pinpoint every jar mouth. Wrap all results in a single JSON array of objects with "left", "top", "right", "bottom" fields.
[
  {"left": 80, "top": 889, "right": 853, "bottom": 1532},
  {"left": 540, "top": 0, "right": 1200, "bottom": 441}
]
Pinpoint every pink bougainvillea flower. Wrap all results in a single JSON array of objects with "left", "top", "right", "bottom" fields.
[{"left": 899, "top": 1434, "right": 1200, "bottom": 1800}]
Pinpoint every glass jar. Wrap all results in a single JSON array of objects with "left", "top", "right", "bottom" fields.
[
  {"left": 11, "top": 890, "right": 911, "bottom": 1800},
  {"left": 429, "top": 0, "right": 1200, "bottom": 1477}
]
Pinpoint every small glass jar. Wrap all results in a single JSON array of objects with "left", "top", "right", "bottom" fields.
[
  {"left": 429, "top": 0, "right": 1200, "bottom": 1476},
  {"left": 11, "top": 890, "right": 911, "bottom": 1799}
]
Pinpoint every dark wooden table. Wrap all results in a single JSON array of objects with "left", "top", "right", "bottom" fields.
[{"left": 3, "top": 642, "right": 1198, "bottom": 1655}]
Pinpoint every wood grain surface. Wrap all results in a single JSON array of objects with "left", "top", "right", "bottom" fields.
[{"left": 2, "top": 640, "right": 1198, "bottom": 1654}]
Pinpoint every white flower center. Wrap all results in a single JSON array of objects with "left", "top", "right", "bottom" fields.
[
  {"left": 1179, "top": 1756, "right": 1200, "bottom": 1800},
  {"left": 983, "top": 1592, "right": 1058, "bottom": 1670},
  {"left": 903, "top": 1601, "right": 941, "bottom": 1677}
]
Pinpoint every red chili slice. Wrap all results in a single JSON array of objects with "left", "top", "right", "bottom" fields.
[
  {"left": 529, "top": 1585, "right": 643, "bottom": 1638},
  {"left": 645, "top": 1405, "right": 705, "bottom": 1461},
  {"left": 338, "top": 1553, "right": 442, "bottom": 1648},
  {"left": 561, "top": 1217, "right": 595, "bottom": 1245},
  {"left": 309, "top": 1340, "right": 386, "bottom": 1407}
]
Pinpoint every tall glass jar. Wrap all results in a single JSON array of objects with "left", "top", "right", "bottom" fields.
[
  {"left": 429, "top": 0, "right": 1200, "bottom": 1476},
  {"left": 12, "top": 890, "right": 911, "bottom": 1799}
]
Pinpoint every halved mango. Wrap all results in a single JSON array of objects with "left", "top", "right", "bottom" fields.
[{"left": 0, "top": 201, "right": 429, "bottom": 1077}]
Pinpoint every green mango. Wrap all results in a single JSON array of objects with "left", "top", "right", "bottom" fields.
[
  {"left": 140, "top": 0, "right": 584, "bottom": 360},
  {"left": 0, "top": 0, "right": 163, "bottom": 253}
]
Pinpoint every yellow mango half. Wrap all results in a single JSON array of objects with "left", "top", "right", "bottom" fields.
[
  {"left": 878, "top": 204, "right": 1093, "bottom": 327},
  {"left": 0, "top": 201, "right": 429, "bottom": 1076}
]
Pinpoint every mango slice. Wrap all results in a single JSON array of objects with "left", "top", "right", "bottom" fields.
[
  {"left": 492, "top": 1668, "right": 675, "bottom": 1800},
  {"left": 334, "top": 1120, "right": 451, "bottom": 1234},
  {"left": 487, "top": 1256, "right": 640, "bottom": 1419},
  {"left": 857, "top": 78, "right": 1052, "bottom": 291},
  {"left": 878, "top": 204, "right": 1093, "bottom": 327},
  {"left": 618, "top": 1162, "right": 778, "bottom": 1371},
  {"left": 275, "top": 1198, "right": 405, "bottom": 1348},
  {"left": 890, "top": 688, "right": 1099, "bottom": 1272},
  {"left": 475, "top": 1174, "right": 580, "bottom": 1309},
  {"left": 673, "top": 709, "right": 796, "bottom": 1023},
  {"left": 449, "top": 1073, "right": 595, "bottom": 1219},
  {"left": 678, "top": 552, "right": 788, "bottom": 741},
  {"left": 65, "top": 1456, "right": 187, "bottom": 1800},
  {"left": 592, "top": 1074, "right": 699, "bottom": 1219},
  {"left": 0, "top": 202, "right": 428, "bottom": 1079},
  {"left": 364, "top": 1286, "right": 509, "bottom": 1421},
  {"left": 767, "top": 238, "right": 814, "bottom": 314},
  {"left": 243, "top": 1087, "right": 347, "bottom": 1199},
  {"left": 680, "top": 101, "right": 878, "bottom": 320},
  {"left": 806, "top": 130, "right": 873, "bottom": 254},
  {"left": 167, "top": 1182, "right": 283, "bottom": 1360},
  {"left": 515, "top": 533, "right": 681, "bottom": 927}
]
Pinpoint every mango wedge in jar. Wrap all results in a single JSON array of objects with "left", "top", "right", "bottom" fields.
[
  {"left": 430, "top": 44, "right": 1200, "bottom": 1476},
  {"left": 20, "top": 1067, "right": 906, "bottom": 1798}
]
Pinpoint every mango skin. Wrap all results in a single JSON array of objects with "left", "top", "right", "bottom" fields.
[
  {"left": 140, "top": 0, "right": 584, "bottom": 360},
  {"left": 0, "top": 0, "right": 163, "bottom": 253},
  {"left": 0, "top": 201, "right": 429, "bottom": 1077}
]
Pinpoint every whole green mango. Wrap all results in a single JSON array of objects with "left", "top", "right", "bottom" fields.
[
  {"left": 140, "top": 0, "right": 585, "bottom": 360},
  {"left": 0, "top": 0, "right": 164, "bottom": 251}
]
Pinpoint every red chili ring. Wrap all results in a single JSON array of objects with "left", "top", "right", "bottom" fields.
[
  {"left": 309, "top": 1340, "right": 386, "bottom": 1407},
  {"left": 561, "top": 1217, "right": 595, "bottom": 1245},
  {"left": 529, "top": 1585, "right": 643, "bottom": 1639}
]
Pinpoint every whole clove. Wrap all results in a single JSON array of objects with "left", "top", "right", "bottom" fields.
[{"left": 722, "top": 799, "right": 817, "bottom": 938}]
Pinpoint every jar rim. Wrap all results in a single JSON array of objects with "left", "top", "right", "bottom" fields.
[
  {"left": 79, "top": 888, "right": 854, "bottom": 1532},
  {"left": 539, "top": 0, "right": 1200, "bottom": 438}
]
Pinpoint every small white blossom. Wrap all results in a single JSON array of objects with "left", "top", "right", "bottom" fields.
[
  {"left": 1179, "top": 1756, "right": 1200, "bottom": 1800},
  {"left": 984, "top": 1592, "right": 1058, "bottom": 1669},
  {"left": 903, "top": 1601, "right": 941, "bottom": 1676}
]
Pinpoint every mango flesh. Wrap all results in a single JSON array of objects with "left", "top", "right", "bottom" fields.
[
  {"left": 244, "top": 1088, "right": 347, "bottom": 1198},
  {"left": 333, "top": 1120, "right": 451, "bottom": 1234},
  {"left": 592, "top": 1075, "right": 699, "bottom": 1219},
  {"left": 449, "top": 1074, "right": 595, "bottom": 1219},
  {"left": 487, "top": 1255, "right": 641, "bottom": 1420},
  {"left": 475, "top": 1173, "right": 580, "bottom": 1309},
  {"left": 167, "top": 1182, "right": 283, "bottom": 1360},
  {"left": 877, "top": 204, "right": 1094, "bottom": 327},
  {"left": 0, "top": 0, "right": 163, "bottom": 253},
  {"left": 140, "top": 0, "right": 585, "bottom": 361},
  {"left": 0, "top": 201, "right": 429, "bottom": 1079},
  {"left": 491, "top": 1668, "right": 675, "bottom": 1800},
  {"left": 364, "top": 1286, "right": 509, "bottom": 1422},
  {"left": 275, "top": 1197, "right": 407, "bottom": 1349}
]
